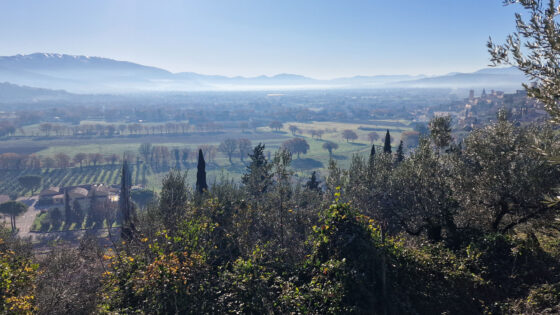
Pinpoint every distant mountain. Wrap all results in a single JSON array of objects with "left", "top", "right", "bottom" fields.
[
  {"left": 0, "top": 53, "right": 176, "bottom": 93},
  {"left": 0, "top": 53, "right": 329, "bottom": 92},
  {"left": 394, "top": 67, "right": 527, "bottom": 90},
  {"left": 0, "top": 81, "right": 71, "bottom": 103},
  {"left": 0, "top": 53, "right": 528, "bottom": 93},
  {"left": 329, "top": 74, "right": 427, "bottom": 87}
]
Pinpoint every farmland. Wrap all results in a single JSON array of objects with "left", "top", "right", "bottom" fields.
[{"left": 0, "top": 119, "right": 413, "bottom": 195}]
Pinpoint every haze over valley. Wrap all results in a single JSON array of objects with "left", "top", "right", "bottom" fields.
[
  {"left": 0, "top": 53, "right": 527, "bottom": 94},
  {"left": 1, "top": 1, "right": 560, "bottom": 314}
]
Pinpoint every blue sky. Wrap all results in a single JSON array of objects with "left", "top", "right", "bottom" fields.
[{"left": 0, "top": 0, "right": 519, "bottom": 78}]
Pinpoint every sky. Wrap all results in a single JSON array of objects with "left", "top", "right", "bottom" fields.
[{"left": 0, "top": 0, "right": 520, "bottom": 79}]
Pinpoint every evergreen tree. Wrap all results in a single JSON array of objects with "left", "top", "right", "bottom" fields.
[
  {"left": 383, "top": 129, "right": 392, "bottom": 154},
  {"left": 64, "top": 189, "right": 72, "bottom": 224},
  {"left": 305, "top": 171, "right": 321, "bottom": 191},
  {"left": 396, "top": 140, "right": 404, "bottom": 164},
  {"left": 120, "top": 160, "right": 135, "bottom": 240},
  {"left": 196, "top": 149, "right": 208, "bottom": 194},
  {"left": 73, "top": 200, "right": 83, "bottom": 224},
  {"left": 242, "top": 143, "right": 273, "bottom": 197},
  {"left": 369, "top": 144, "right": 376, "bottom": 165}
]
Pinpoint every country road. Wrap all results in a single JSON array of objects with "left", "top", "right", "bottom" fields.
[{"left": 0, "top": 196, "right": 121, "bottom": 250}]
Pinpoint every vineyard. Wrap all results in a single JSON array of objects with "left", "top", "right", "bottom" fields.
[{"left": 0, "top": 163, "right": 151, "bottom": 197}]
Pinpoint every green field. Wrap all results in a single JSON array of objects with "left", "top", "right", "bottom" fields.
[{"left": 0, "top": 120, "right": 412, "bottom": 195}]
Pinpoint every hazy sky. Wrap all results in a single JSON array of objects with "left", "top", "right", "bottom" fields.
[{"left": 0, "top": 0, "right": 519, "bottom": 78}]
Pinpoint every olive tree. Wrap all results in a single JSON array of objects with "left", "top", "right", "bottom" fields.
[
  {"left": 488, "top": 0, "right": 560, "bottom": 208},
  {"left": 454, "top": 117, "right": 560, "bottom": 234},
  {"left": 429, "top": 115, "right": 453, "bottom": 151}
]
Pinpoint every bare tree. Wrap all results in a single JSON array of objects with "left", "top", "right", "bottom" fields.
[
  {"left": 238, "top": 138, "right": 252, "bottom": 162},
  {"left": 219, "top": 138, "right": 238, "bottom": 164},
  {"left": 73, "top": 153, "right": 87, "bottom": 169},
  {"left": 54, "top": 153, "right": 71, "bottom": 168},
  {"left": 367, "top": 131, "right": 380, "bottom": 144},
  {"left": 289, "top": 125, "right": 300, "bottom": 136}
]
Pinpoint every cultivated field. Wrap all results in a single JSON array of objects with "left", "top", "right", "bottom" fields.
[{"left": 0, "top": 120, "right": 412, "bottom": 195}]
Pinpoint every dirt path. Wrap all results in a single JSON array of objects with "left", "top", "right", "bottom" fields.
[{"left": 15, "top": 196, "right": 39, "bottom": 239}]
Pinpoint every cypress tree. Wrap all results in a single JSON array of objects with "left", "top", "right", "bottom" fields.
[
  {"left": 369, "top": 144, "right": 376, "bottom": 165},
  {"left": 196, "top": 149, "right": 208, "bottom": 194},
  {"left": 305, "top": 171, "right": 320, "bottom": 191},
  {"left": 64, "top": 189, "right": 72, "bottom": 223},
  {"left": 120, "top": 160, "right": 135, "bottom": 240},
  {"left": 383, "top": 129, "right": 392, "bottom": 154},
  {"left": 396, "top": 140, "right": 404, "bottom": 164}
]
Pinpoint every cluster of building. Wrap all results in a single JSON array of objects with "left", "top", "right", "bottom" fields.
[
  {"left": 461, "top": 89, "right": 547, "bottom": 128},
  {"left": 38, "top": 184, "right": 120, "bottom": 209},
  {"left": 425, "top": 88, "right": 548, "bottom": 131}
]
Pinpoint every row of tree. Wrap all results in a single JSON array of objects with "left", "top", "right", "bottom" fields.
[{"left": 31, "top": 122, "right": 225, "bottom": 137}]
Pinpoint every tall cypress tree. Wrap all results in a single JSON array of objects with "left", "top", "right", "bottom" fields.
[
  {"left": 64, "top": 189, "right": 72, "bottom": 223},
  {"left": 120, "top": 160, "right": 135, "bottom": 240},
  {"left": 369, "top": 144, "right": 376, "bottom": 165},
  {"left": 196, "top": 149, "right": 208, "bottom": 194},
  {"left": 396, "top": 140, "right": 404, "bottom": 164},
  {"left": 383, "top": 129, "right": 392, "bottom": 154}
]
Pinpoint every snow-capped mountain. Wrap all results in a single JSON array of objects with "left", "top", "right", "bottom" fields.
[{"left": 0, "top": 53, "right": 528, "bottom": 93}]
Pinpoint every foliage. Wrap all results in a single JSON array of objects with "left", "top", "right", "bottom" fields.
[
  {"left": 242, "top": 143, "right": 273, "bottom": 197},
  {"left": 282, "top": 138, "right": 310, "bottom": 159},
  {"left": 218, "top": 138, "right": 238, "bottom": 164},
  {"left": 383, "top": 129, "right": 392, "bottom": 153},
  {"left": 130, "top": 188, "right": 157, "bottom": 209},
  {"left": 488, "top": 0, "right": 560, "bottom": 123},
  {"left": 17, "top": 175, "right": 42, "bottom": 194},
  {"left": 305, "top": 171, "right": 321, "bottom": 191},
  {"left": 454, "top": 119, "right": 559, "bottom": 233},
  {"left": 196, "top": 149, "right": 208, "bottom": 194},
  {"left": 322, "top": 141, "right": 338, "bottom": 158},
  {"left": 341, "top": 129, "right": 358, "bottom": 142},
  {"left": 0, "top": 200, "right": 27, "bottom": 232},
  {"left": 237, "top": 138, "right": 252, "bottom": 162},
  {"left": 429, "top": 115, "right": 453, "bottom": 149},
  {"left": 35, "top": 238, "right": 103, "bottom": 315},
  {"left": 2, "top": 117, "right": 560, "bottom": 314},
  {"left": 159, "top": 169, "right": 189, "bottom": 234},
  {"left": 0, "top": 226, "right": 37, "bottom": 314}
]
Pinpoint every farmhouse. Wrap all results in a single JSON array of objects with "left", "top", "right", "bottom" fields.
[
  {"left": 37, "top": 184, "right": 119, "bottom": 208},
  {"left": 39, "top": 187, "right": 63, "bottom": 205}
]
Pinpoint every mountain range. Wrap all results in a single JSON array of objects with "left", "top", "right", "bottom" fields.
[{"left": 0, "top": 53, "right": 528, "bottom": 94}]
